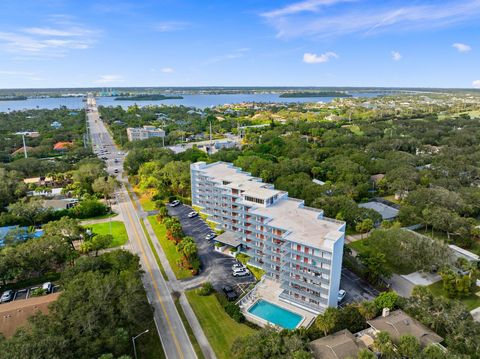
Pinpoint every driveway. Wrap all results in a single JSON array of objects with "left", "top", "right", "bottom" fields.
[
  {"left": 168, "top": 204, "right": 255, "bottom": 291},
  {"left": 340, "top": 268, "right": 379, "bottom": 305}
]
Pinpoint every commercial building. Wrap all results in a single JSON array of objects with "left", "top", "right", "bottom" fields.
[
  {"left": 191, "top": 161, "right": 346, "bottom": 314},
  {"left": 126, "top": 125, "right": 165, "bottom": 142}
]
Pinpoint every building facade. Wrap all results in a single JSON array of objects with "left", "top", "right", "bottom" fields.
[
  {"left": 191, "top": 161, "right": 346, "bottom": 314},
  {"left": 126, "top": 125, "right": 165, "bottom": 141}
]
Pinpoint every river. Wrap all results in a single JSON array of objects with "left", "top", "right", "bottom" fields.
[{"left": 0, "top": 92, "right": 381, "bottom": 112}]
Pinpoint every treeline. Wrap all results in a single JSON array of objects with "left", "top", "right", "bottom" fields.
[{"left": 0, "top": 250, "right": 160, "bottom": 359}]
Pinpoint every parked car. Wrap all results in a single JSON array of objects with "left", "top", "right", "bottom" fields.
[
  {"left": 170, "top": 200, "right": 181, "bottom": 207},
  {"left": 43, "top": 282, "right": 53, "bottom": 294},
  {"left": 232, "top": 269, "right": 250, "bottom": 277},
  {"left": 338, "top": 289, "right": 346, "bottom": 302},
  {"left": 187, "top": 211, "right": 198, "bottom": 218},
  {"left": 232, "top": 263, "right": 246, "bottom": 271},
  {"left": 205, "top": 233, "right": 217, "bottom": 241},
  {"left": 0, "top": 290, "right": 14, "bottom": 303},
  {"left": 222, "top": 286, "right": 238, "bottom": 301}
]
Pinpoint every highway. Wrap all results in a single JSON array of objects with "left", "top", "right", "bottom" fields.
[{"left": 85, "top": 94, "right": 197, "bottom": 359}]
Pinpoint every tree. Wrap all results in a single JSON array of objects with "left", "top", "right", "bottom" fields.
[
  {"left": 422, "top": 344, "right": 448, "bottom": 359},
  {"left": 315, "top": 307, "right": 338, "bottom": 337},
  {"left": 358, "top": 250, "right": 392, "bottom": 284},
  {"left": 356, "top": 218, "right": 374, "bottom": 238},
  {"left": 7, "top": 198, "right": 50, "bottom": 226},
  {"left": 398, "top": 334, "right": 421, "bottom": 358},
  {"left": 358, "top": 301, "right": 378, "bottom": 320},
  {"left": 374, "top": 292, "right": 399, "bottom": 311},
  {"left": 358, "top": 349, "right": 376, "bottom": 359},
  {"left": 90, "top": 234, "right": 113, "bottom": 256},
  {"left": 374, "top": 331, "right": 396, "bottom": 359},
  {"left": 43, "top": 217, "right": 84, "bottom": 250},
  {"left": 92, "top": 176, "right": 117, "bottom": 200}
]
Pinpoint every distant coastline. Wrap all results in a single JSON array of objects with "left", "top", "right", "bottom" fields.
[
  {"left": 0, "top": 96, "right": 28, "bottom": 101},
  {"left": 279, "top": 92, "right": 352, "bottom": 98},
  {"left": 114, "top": 94, "right": 184, "bottom": 101}
]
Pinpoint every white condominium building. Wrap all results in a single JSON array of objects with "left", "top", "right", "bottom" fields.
[
  {"left": 126, "top": 125, "right": 165, "bottom": 141},
  {"left": 191, "top": 161, "right": 346, "bottom": 314}
]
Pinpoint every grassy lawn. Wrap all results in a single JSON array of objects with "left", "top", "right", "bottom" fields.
[
  {"left": 236, "top": 253, "right": 265, "bottom": 280},
  {"left": 87, "top": 221, "right": 128, "bottom": 247},
  {"left": 147, "top": 216, "right": 192, "bottom": 280},
  {"left": 428, "top": 281, "right": 480, "bottom": 311},
  {"left": 186, "top": 290, "right": 255, "bottom": 359},
  {"left": 140, "top": 219, "right": 168, "bottom": 281},
  {"left": 381, "top": 195, "right": 402, "bottom": 205}
]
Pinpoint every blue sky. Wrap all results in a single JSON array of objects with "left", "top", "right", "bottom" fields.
[{"left": 1, "top": 0, "right": 480, "bottom": 88}]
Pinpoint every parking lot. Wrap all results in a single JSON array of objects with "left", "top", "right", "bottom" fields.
[
  {"left": 1, "top": 283, "right": 61, "bottom": 304},
  {"left": 168, "top": 204, "right": 255, "bottom": 291},
  {"left": 339, "top": 268, "right": 379, "bottom": 305}
]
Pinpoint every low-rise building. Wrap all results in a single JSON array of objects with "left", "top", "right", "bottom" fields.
[
  {"left": 310, "top": 329, "right": 368, "bottom": 359},
  {"left": 126, "top": 125, "right": 165, "bottom": 141}
]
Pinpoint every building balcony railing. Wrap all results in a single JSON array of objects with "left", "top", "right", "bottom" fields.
[
  {"left": 282, "top": 257, "right": 331, "bottom": 276},
  {"left": 283, "top": 247, "right": 332, "bottom": 265},
  {"left": 279, "top": 283, "right": 328, "bottom": 304},
  {"left": 279, "top": 291, "right": 328, "bottom": 312},
  {"left": 280, "top": 273, "right": 329, "bottom": 295},
  {"left": 280, "top": 265, "right": 330, "bottom": 285}
]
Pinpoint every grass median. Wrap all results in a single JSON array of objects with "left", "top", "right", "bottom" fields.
[
  {"left": 147, "top": 215, "right": 192, "bottom": 280},
  {"left": 186, "top": 290, "right": 255, "bottom": 359},
  {"left": 140, "top": 219, "right": 168, "bottom": 281}
]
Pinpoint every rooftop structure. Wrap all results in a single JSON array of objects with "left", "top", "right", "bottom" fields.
[
  {"left": 367, "top": 310, "right": 444, "bottom": 347},
  {"left": 191, "top": 161, "right": 345, "bottom": 314},
  {"left": 310, "top": 329, "right": 368, "bottom": 359},
  {"left": 126, "top": 125, "right": 165, "bottom": 142},
  {"left": 359, "top": 200, "right": 399, "bottom": 221}
]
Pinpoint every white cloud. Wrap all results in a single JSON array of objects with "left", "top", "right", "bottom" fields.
[
  {"left": 262, "top": 0, "right": 480, "bottom": 39},
  {"left": 0, "top": 70, "right": 41, "bottom": 81},
  {"left": 153, "top": 21, "right": 189, "bottom": 32},
  {"left": 391, "top": 51, "right": 402, "bottom": 61},
  {"left": 452, "top": 42, "right": 471, "bottom": 53},
  {"left": 94, "top": 75, "right": 124, "bottom": 84},
  {"left": 473, "top": 80, "right": 480, "bottom": 88},
  {"left": 205, "top": 48, "right": 250, "bottom": 64},
  {"left": 161, "top": 67, "right": 174, "bottom": 73},
  {"left": 303, "top": 51, "right": 338, "bottom": 64},
  {"left": 0, "top": 21, "right": 97, "bottom": 57},
  {"left": 262, "top": 0, "right": 353, "bottom": 18}
]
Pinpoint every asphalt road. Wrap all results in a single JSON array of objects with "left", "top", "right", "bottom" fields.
[
  {"left": 168, "top": 204, "right": 255, "bottom": 292},
  {"left": 86, "top": 95, "right": 197, "bottom": 359}
]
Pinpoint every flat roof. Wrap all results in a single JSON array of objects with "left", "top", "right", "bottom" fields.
[
  {"left": 215, "top": 231, "right": 242, "bottom": 247},
  {"left": 359, "top": 201, "right": 399, "bottom": 220},
  {"left": 251, "top": 198, "right": 343, "bottom": 248}
]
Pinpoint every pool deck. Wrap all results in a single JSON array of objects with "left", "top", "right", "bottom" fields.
[{"left": 239, "top": 278, "right": 317, "bottom": 329}]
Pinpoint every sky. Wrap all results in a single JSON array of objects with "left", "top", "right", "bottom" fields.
[{"left": 1, "top": 0, "right": 480, "bottom": 88}]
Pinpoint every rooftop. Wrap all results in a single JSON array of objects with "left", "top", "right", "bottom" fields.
[
  {"left": 367, "top": 310, "right": 443, "bottom": 346},
  {"left": 214, "top": 231, "right": 242, "bottom": 247},
  {"left": 194, "top": 162, "right": 345, "bottom": 248},
  {"left": 359, "top": 201, "right": 399, "bottom": 220},
  {"left": 310, "top": 329, "right": 367, "bottom": 359}
]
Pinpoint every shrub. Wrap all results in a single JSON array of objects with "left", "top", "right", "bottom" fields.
[
  {"left": 30, "top": 288, "right": 46, "bottom": 297},
  {"left": 224, "top": 302, "right": 245, "bottom": 323},
  {"left": 374, "top": 292, "right": 399, "bottom": 310},
  {"left": 197, "top": 282, "right": 214, "bottom": 296}
]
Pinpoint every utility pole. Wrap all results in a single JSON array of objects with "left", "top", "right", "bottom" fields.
[{"left": 132, "top": 329, "right": 149, "bottom": 359}]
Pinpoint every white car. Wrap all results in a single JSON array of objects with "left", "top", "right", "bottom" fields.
[
  {"left": 232, "top": 268, "right": 250, "bottom": 277},
  {"left": 232, "top": 263, "right": 245, "bottom": 271},
  {"left": 205, "top": 233, "right": 216, "bottom": 241},
  {"left": 338, "top": 289, "right": 346, "bottom": 302},
  {"left": 43, "top": 282, "right": 53, "bottom": 294},
  {"left": 187, "top": 211, "right": 198, "bottom": 218},
  {"left": 170, "top": 200, "right": 181, "bottom": 207}
]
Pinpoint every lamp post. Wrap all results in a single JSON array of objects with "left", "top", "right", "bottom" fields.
[{"left": 132, "top": 329, "right": 149, "bottom": 359}]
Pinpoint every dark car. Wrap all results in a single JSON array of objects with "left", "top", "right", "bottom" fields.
[
  {"left": 0, "top": 290, "right": 14, "bottom": 303},
  {"left": 222, "top": 286, "right": 238, "bottom": 301}
]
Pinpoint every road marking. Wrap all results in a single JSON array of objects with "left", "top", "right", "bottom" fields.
[{"left": 122, "top": 191, "right": 186, "bottom": 359}]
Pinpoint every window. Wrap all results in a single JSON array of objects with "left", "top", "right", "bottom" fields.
[{"left": 244, "top": 195, "right": 264, "bottom": 204}]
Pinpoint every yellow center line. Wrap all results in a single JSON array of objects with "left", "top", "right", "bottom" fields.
[{"left": 122, "top": 190, "right": 185, "bottom": 359}]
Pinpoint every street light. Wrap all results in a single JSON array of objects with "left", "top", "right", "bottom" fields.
[{"left": 132, "top": 329, "right": 149, "bottom": 359}]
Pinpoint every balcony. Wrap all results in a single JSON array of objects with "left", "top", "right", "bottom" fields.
[
  {"left": 279, "top": 291, "right": 327, "bottom": 313},
  {"left": 283, "top": 246, "right": 332, "bottom": 265},
  {"left": 280, "top": 273, "right": 329, "bottom": 295},
  {"left": 281, "top": 265, "right": 330, "bottom": 285}
]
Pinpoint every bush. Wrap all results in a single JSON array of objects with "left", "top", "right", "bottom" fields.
[
  {"left": 69, "top": 199, "right": 109, "bottom": 219},
  {"left": 30, "top": 288, "right": 46, "bottom": 297},
  {"left": 224, "top": 302, "right": 245, "bottom": 323},
  {"left": 374, "top": 292, "right": 399, "bottom": 310},
  {"left": 197, "top": 282, "right": 214, "bottom": 296}
]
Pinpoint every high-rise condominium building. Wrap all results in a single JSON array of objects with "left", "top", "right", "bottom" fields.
[{"left": 191, "top": 161, "right": 346, "bottom": 314}]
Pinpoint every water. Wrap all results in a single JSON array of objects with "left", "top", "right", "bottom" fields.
[
  {"left": 0, "top": 225, "right": 43, "bottom": 247},
  {"left": 0, "top": 92, "right": 381, "bottom": 112},
  {"left": 247, "top": 299, "right": 303, "bottom": 329}
]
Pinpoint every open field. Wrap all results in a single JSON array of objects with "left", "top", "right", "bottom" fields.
[{"left": 88, "top": 221, "right": 128, "bottom": 247}]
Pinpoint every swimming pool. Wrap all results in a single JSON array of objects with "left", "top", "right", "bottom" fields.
[{"left": 247, "top": 300, "right": 303, "bottom": 330}]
